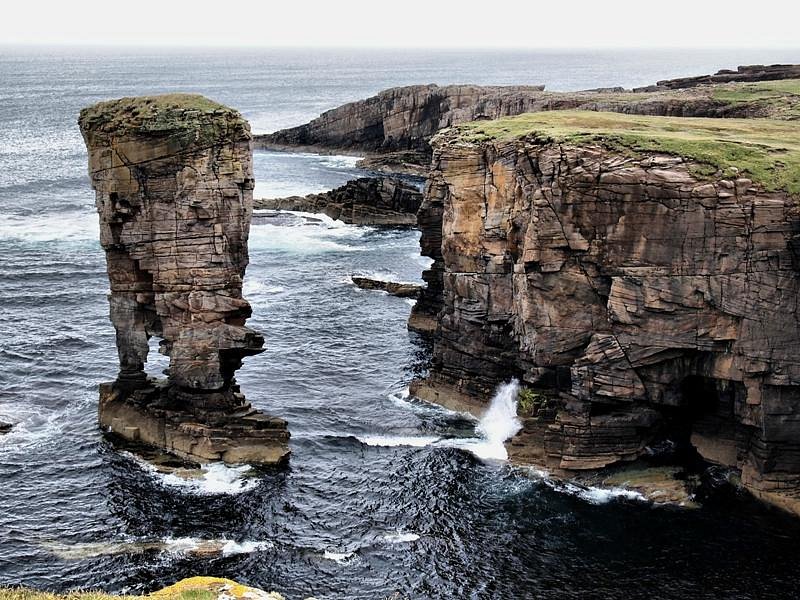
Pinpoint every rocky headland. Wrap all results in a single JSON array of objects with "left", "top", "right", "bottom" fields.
[
  {"left": 257, "top": 66, "right": 800, "bottom": 165},
  {"left": 409, "top": 110, "right": 800, "bottom": 514},
  {"left": 79, "top": 94, "right": 289, "bottom": 466},
  {"left": 255, "top": 176, "right": 422, "bottom": 226}
]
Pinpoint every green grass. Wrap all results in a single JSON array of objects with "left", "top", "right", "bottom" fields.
[
  {"left": 0, "top": 577, "right": 283, "bottom": 600},
  {"left": 517, "top": 387, "right": 548, "bottom": 415},
  {"left": 711, "top": 79, "right": 800, "bottom": 103},
  {"left": 453, "top": 110, "right": 800, "bottom": 195},
  {"left": 79, "top": 94, "right": 246, "bottom": 142}
]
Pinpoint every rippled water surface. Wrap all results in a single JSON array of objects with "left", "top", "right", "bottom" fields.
[{"left": 2, "top": 48, "right": 800, "bottom": 599}]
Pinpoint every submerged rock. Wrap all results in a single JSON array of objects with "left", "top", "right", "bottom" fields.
[
  {"left": 0, "top": 421, "right": 12, "bottom": 435},
  {"left": 79, "top": 94, "right": 289, "bottom": 466},
  {"left": 255, "top": 176, "right": 422, "bottom": 226},
  {"left": 351, "top": 276, "right": 422, "bottom": 298}
]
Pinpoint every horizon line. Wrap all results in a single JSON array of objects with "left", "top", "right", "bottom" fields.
[{"left": 1, "top": 42, "right": 800, "bottom": 52}]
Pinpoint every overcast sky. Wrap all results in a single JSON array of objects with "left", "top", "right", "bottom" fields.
[{"left": 1, "top": 0, "right": 798, "bottom": 48}]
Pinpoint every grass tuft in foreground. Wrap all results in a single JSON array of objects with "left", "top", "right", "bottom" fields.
[{"left": 0, "top": 577, "right": 286, "bottom": 600}]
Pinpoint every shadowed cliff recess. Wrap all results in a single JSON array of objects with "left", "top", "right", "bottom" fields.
[{"left": 78, "top": 94, "right": 289, "bottom": 465}]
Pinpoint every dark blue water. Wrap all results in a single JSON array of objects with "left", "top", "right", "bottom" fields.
[{"left": 1, "top": 47, "right": 800, "bottom": 600}]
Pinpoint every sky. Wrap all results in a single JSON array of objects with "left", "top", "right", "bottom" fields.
[{"left": 1, "top": 0, "right": 798, "bottom": 48}]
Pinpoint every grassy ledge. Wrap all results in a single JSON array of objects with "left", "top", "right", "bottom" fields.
[{"left": 452, "top": 110, "right": 800, "bottom": 195}]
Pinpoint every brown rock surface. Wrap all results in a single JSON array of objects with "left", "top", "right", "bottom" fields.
[
  {"left": 257, "top": 67, "right": 800, "bottom": 159},
  {"left": 351, "top": 276, "right": 422, "bottom": 298},
  {"left": 79, "top": 93, "right": 289, "bottom": 465},
  {"left": 254, "top": 176, "right": 423, "bottom": 226},
  {"left": 635, "top": 64, "right": 800, "bottom": 91},
  {"left": 410, "top": 118, "right": 800, "bottom": 513}
]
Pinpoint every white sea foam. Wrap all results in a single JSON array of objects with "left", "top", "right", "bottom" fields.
[
  {"left": 0, "top": 211, "right": 98, "bottom": 243},
  {"left": 242, "top": 279, "right": 286, "bottom": 296},
  {"left": 43, "top": 537, "right": 273, "bottom": 560},
  {"left": 382, "top": 532, "right": 420, "bottom": 544},
  {"left": 322, "top": 550, "right": 357, "bottom": 564},
  {"left": 439, "top": 380, "right": 522, "bottom": 461},
  {"left": 123, "top": 452, "right": 259, "bottom": 495},
  {"left": 357, "top": 434, "right": 441, "bottom": 448},
  {"left": 158, "top": 462, "right": 260, "bottom": 495},
  {"left": 220, "top": 539, "right": 274, "bottom": 556}
]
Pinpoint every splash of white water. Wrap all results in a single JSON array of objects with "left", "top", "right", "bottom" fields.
[{"left": 441, "top": 379, "right": 522, "bottom": 461}]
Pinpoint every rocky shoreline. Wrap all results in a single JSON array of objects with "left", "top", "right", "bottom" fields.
[
  {"left": 262, "top": 64, "right": 800, "bottom": 515},
  {"left": 254, "top": 176, "right": 423, "bottom": 226}
]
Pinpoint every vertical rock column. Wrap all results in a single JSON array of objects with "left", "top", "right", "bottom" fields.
[{"left": 79, "top": 94, "right": 289, "bottom": 465}]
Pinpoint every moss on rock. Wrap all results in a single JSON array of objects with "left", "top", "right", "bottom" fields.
[{"left": 78, "top": 93, "right": 250, "bottom": 147}]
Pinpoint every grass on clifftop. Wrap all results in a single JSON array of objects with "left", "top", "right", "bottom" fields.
[
  {"left": 454, "top": 110, "right": 800, "bottom": 195},
  {"left": 78, "top": 94, "right": 246, "bottom": 140},
  {"left": 0, "top": 577, "right": 285, "bottom": 600},
  {"left": 711, "top": 79, "right": 800, "bottom": 117}
]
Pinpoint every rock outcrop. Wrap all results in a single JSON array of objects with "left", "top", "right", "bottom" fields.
[
  {"left": 351, "top": 276, "right": 422, "bottom": 298},
  {"left": 634, "top": 64, "right": 800, "bottom": 92},
  {"left": 257, "top": 67, "right": 800, "bottom": 159},
  {"left": 255, "top": 176, "right": 423, "bottom": 226},
  {"left": 79, "top": 94, "right": 289, "bottom": 465},
  {"left": 257, "top": 84, "right": 547, "bottom": 152},
  {"left": 410, "top": 110, "right": 800, "bottom": 513},
  {"left": 0, "top": 422, "right": 12, "bottom": 435}
]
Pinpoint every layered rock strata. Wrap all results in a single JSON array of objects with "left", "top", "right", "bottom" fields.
[
  {"left": 257, "top": 67, "right": 800, "bottom": 158},
  {"left": 255, "top": 176, "right": 423, "bottom": 226},
  {"left": 635, "top": 63, "right": 800, "bottom": 91},
  {"left": 411, "top": 111, "right": 800, "bottom": 513},
  {"left": 79, "top": 94, "right": 289, "bottom": 465}
]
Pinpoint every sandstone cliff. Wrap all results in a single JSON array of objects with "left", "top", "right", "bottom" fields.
[
  {"left": 257, "top": 69, "right": 800, "bottom": 160},
  {"left": 254, "top": 176, "right": 423, "bottom": 226},
  {"left": 79, "top": 94, "right": 289, "bottom": 465},
  {"left": 410, "top": 110, "right": 800, "bottom": 513}
]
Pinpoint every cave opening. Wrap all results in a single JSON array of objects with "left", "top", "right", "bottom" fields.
[{"left": 662, "top": 375, "right": 742, "bottom": 470}]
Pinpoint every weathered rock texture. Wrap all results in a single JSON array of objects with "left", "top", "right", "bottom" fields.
[
  {"left": 351, "top": 276, "right": 422, "bottom": 298},
  {"left": 411, "top": 123, "right": 800, "bottom": 513},
  {"left": 635, "top": 64, "right": 800, "bottom": 91},
  {"left": 258, "top": 84, "right": 547, "bottom": 152},
  {"left": 79, "top": 94, "right": 289, "bottom": 465},
  {"left": 254, "top": 176, "right": 423, "bottom": 226},
  {"left": 257, "top": 67, "right": 800, "bottom": 158}
]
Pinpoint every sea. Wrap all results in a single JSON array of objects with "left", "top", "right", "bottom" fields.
[{"left": 1, "top": 47, "right": 800, "bottom": 599}]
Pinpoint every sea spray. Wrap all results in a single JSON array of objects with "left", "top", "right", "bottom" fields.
[
  {"left": 476, "top": 380, "right": 522, "bottom": 449},
  {"left": 439, "top": 379, "right": 523, "bottom": 460}
]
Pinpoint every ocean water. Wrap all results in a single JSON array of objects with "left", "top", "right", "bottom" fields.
[{"left": 2, "top": 47, "right": 800, "bottom": 599}]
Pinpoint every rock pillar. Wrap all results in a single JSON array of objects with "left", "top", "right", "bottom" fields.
[{"left": 79, "top": 94, "right": 289, "bottom": 465}]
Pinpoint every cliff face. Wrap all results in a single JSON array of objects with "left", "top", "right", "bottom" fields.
[
  {"left": 259, "top": 84, "right": 549, "bottom": 152},
  {"left": 257, "top": 71, "right": 800, "bottom": 158},
  {"left": 254, "top": 176, "right": 423, "bottom": 226},
  {"left": 79, "top": 94, "right": 289, "bottom": 465},
  {"left": 411, "top": 111, "right": 800, "bottom": 512}
]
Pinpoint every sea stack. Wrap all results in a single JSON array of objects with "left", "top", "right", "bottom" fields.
[{"left": 79, "top": 94, "right": 289, "bottom": 465}]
